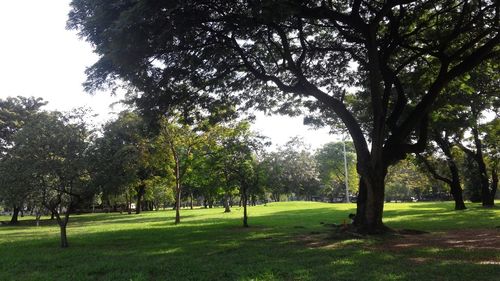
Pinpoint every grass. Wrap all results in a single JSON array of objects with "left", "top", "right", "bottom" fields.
[{"left": 0, "top": 201, "right": 499, "bottom": 281}]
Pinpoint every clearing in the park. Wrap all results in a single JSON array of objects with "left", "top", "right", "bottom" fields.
[{"left": 0, "top": 201, "right": 499, "bottom": 281}]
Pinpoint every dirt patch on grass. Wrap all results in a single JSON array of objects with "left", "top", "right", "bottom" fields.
[
  {"left": 381, "top": 228, "right": 500, "bottom": 251},
  {"left": 295, "top": 228, "right": 500, "bottom": 255}
]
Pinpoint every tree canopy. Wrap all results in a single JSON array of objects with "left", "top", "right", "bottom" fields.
[{"left": 68, "top": 0, "right": 499, "bottom": 232}]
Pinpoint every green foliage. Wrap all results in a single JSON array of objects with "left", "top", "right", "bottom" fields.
[
  {"left": 462, "top": 154, "right": 482, "bottom": 203},
  {"left": 386, "top": 158, "right": 431, "bottom": 202},
  {"left": 260, "top": 138, "right": 321, "bottom": 201},
  {"left": 0, "top": 96, "right": 46, "bottom": 212},
  {"left": 68, "top": 0, "right": 499, "bottom": 227},
  {"left": 315, "top": 141, "right": 357, "bottom": 201},
  {"left": 92, "top": 111, "right": 168, "bottom": 211}
]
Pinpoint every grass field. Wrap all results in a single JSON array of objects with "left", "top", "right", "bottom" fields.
[{"left": 0, "top": 201, "right": 499, "bottom": 281}]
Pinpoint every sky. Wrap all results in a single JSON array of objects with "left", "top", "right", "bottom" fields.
[{"left": 0, "top": 0, "right": 337, "bottom": 150}]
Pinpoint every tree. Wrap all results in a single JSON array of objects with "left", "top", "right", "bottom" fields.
[
  {"left": 91, "top": 111, "right": 165, "bottom": 214},
  {"left": 0, "top": 96, "right": 46, "bottom": 224},
  {"left": 385, "top": 157, "right": 430, "bottom": 202},
  {"left": 316, "top": 141, "right": 357, "bottom": 202},
  {"left": 216, "top": 122, "right": 266, "bottom": 227},
  {"left": 279, "top": 138, "right": 321, "bottom": 201},
  {"left": 454, "top": 62, "right": 499, "bottom": 207},
  {"left": 159, "top": 115, "right": 206, "bottom": 224},
  {"left": 417, "top": 115, "right": 468, "bottom": 210},
  {"left": 10, "top": 110, "right": 93, "bottom": 247},
  {"left": 260, "top": 138, "right": 321, "bottom": 202},
  {"left": 69, "top": 1, "right": 499, "bottom": 232}
]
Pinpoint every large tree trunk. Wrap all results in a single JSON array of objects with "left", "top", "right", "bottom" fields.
[
  {"left": 9, "top": 206, "right": 20, "bottom": 225},
  {"left": 363, "top": 175, "right": 386, "bottom": 232},
  {"left": 354, "top": 171, "right": 388, "bottom": 233},
  {"left": 354, "top": 177, "right": 367, "bottom": 226},
  {"left": 449, "top": 170, "right": 467, "bottom": 210}
]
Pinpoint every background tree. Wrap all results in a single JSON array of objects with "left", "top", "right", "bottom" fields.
[
  {"left": 450, "top": 62, "right": 499, "bottom": 207},
  {"left": 0, "top": 96, "right": 46, "bottom": 224},
  {"left": 158, "top": 115, "right": 206, "bottom": 224},
  {"left": 10, "top": 110, "right": 93, "bottom": 248},
  {"left": 217, "top": 122, "right": 266, "bottom": 227},
  {"left": 91, "top": 111, "right": 164, "bottom": 214},
  {"left": 417, "top": 119, "right": 468, "bottom": 210},
  {"left": 315, "top": 141, "right": 357, "bottom": 202},
  {"left": 385, "top": 157, "right": 431, "bottom": 202},
  {"left": 69, "top": 0, "right": 499, "bottom": 232}
]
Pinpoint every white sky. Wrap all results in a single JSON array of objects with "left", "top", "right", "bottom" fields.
[{"left": 0, "top": 0, "right": 336, "bottom": 150}]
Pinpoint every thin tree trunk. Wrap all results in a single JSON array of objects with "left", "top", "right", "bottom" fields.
[
  {"left": 60, "top": 225, "right": 69, "bottom": 248},
  {"left": 224, "top": 192, "right": 231, "bottom": 213},
  {"left": 127, "top": 195, "right": 132, "bottom": 214},
  {"left": 486, "top": 168, "right": 498, "bottom": 206},
  {"left": 190, "top": 192, "right": 194, "bottom": 209},
  {"left": 242, "top": 186, "right": 248, "bottom": 227},
  {"left": 175, "top": 186, "right": 181, "bottom": 224},
  {"left": 35, "top": 211, "right": 41, "bottom": 227},
  {"left": 52, "top": 206, "right": 71, "bottom": 248}
]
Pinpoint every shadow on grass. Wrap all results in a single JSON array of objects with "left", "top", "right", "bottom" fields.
[{"left": 1, "top": 203, "right": 499, "bottom": 281}]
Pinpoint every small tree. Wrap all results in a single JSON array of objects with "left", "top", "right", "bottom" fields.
[
  {"left": 159, "top": 116, "right": 206, "bottom": 224},
  {"left": 10, "top": 110, "right": 93, "bottom": 247},
  {"left": 316, "top": 141, "right": 357, "bottom": 202}
]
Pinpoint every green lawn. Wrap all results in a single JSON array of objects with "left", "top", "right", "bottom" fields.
[{"left": 0, "top": 201, "right": 499, "bottom": 281}]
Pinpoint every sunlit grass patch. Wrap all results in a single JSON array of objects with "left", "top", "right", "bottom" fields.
[{"left": 0, "top": 201, "right": 498, "bottom": 281}]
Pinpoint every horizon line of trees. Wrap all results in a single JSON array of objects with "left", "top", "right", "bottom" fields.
[{"left": 0, "top": 92, "right": 497, "bottom": 248}]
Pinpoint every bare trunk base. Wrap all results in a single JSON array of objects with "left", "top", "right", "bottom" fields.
[
  {"left": 60, "top": 225, "right": 69, "bottom": 248},
  {"left": 9, "top": 207, "right": 20, "bottom": 225}
]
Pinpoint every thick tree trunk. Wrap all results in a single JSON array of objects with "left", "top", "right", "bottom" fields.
[
  {"left": 9, "top": 206, "right": 20, "bottom": 225},
  {"left": 354, "top": 177, "right": 367, "bottom": 226},
  {"left": 363, "top": 175, "right": 385, "bottom": 232},
  {"left": 449, "top": 180, "right": 467, "bottom": 210},
  {"left": 443, "top": 148, "right": 467, "bottom": 210},
  {"left": 354, "top": 174, "right": 387, "bottom": 233}
]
